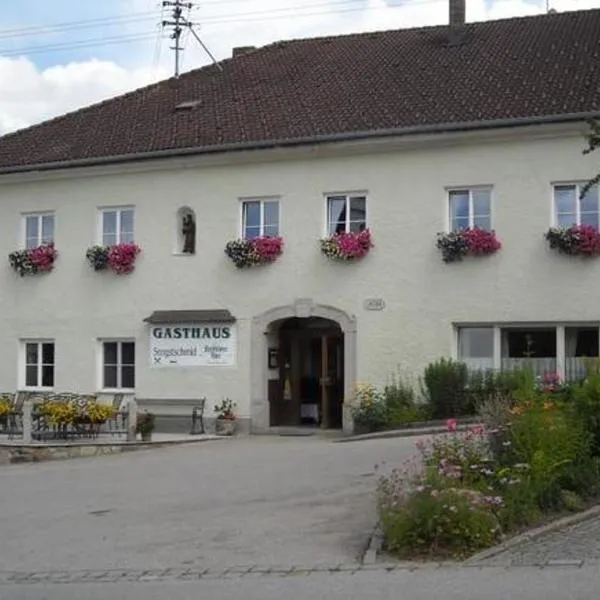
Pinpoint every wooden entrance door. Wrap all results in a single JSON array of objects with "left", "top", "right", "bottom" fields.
[{"left": 320, "top": 334, "right": 343, "bottom": 429}]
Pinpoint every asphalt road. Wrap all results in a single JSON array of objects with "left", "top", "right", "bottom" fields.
[{"left": 0, "top": 435, "right": 414, "bottom": 573}]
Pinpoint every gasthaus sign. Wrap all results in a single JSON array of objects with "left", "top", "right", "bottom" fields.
[{"left": 149, "top": 323, "right": 236, "bottom": 367}]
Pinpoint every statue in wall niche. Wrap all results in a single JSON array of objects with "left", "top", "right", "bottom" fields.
[{"left": 182, "top": 214, "right": 196, "bottom": 254}]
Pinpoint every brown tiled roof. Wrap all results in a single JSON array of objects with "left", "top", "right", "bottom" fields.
[{"left": 0, "top": 9, "right": 599, "bottom": 172}]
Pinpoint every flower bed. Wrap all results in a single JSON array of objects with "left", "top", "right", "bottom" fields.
[
  {"left": 320, "top": 229, "right": 373, "bottom": 261},
  {"left": 377, "top": 369, "right": 600, "bottom": 559},
  {"left": 9, "top": 243, "right": 58, "bottom": 276},
  {"left": 224, "top": 236, "right": 283, "bottom": 268},
  {"left": 436, "top": 228, "right": 501, "bottom": 263},
  {"left": 545, "top": 225, "right": 600, "bottom": 256},
  {"left": 86, "top": 243, "right": 141, "bottom": 274}
]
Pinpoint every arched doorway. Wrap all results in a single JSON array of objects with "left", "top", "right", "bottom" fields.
[
  {"left": 270, "top": 317, "right": 343, "bottom": 428},
  {"left": 250, "top": 299, "right": 357, "bottom": 433}
]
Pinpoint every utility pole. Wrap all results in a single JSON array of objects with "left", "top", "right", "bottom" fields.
[
  {"left": 162, "top": 0, "right": 192, "bottom": 78},
  {"left": 161, "top": 0, "right": 222, "bottom": 78}
]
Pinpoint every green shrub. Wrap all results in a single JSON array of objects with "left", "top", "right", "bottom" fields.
[
  {"left": 422, "top": 358, "right": 471, "bottom": 418},
  {"left": 379, "top": 486, "right": 501, "bottom": 559},
  {"left": 570, "top": 372, "right": 600, "bottom": 456},
  {"left": 351, "top": 384, "right": 388, "bottom": 433},
  {"left": 384, "top": 374, "right": 432, "bottom": 426}
]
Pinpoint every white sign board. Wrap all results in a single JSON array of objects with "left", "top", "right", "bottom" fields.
[{"left": 149, "top": 323, "right": 236, "bottom": 367}]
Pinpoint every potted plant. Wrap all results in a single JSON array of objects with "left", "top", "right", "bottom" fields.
[
  {"left": 320, "top": 229, "right": 373, "bottom": 261},
  {"left": 136, "top": 410, "right": 155, "bottom": 442},
  {"left": 214, "top": 398, "right": 237, "bottom": 436},
  {"left": 85, "top": 242, "right": 141, "bottom": 274},
  {"left": 9, "top": 243, "right": 58, "bottom": 276},
  {"left": 224, "top": 236, "right": 283, "bottom": 268},
  {"left": 436, "top": 228, "right": 502, "bottom": 263},
  {"left": 545, "top": 225, "right": 600, "bottom": 256}
]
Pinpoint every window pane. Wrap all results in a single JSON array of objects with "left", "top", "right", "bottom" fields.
[
  {"left": 555, "top": 186, "right": 576, "bottom": 215},
  {"left": 349, "top": 196, "right": 366, "bottom": 226},
  {"left": 103, "top": 211, "right": 117, "bottom": 235},
  {"left": 25, "top": 216, "right": 39, "bottom": 248},
  {"left": 472, "top": 190, "right": 491, "bottom": 217},
  {"left": 580, "top": 185, "right": 598, "bottom": 213},
  {"left": 104, "top": 366, "right": 118, "bottom": 389},
  {"left": 349, "top": 221, "right": 366, "bottom": 233},
  {"left": 41, "top": 365, "right": 54, "bottom": 388},
  {"left": 26, "top": 365, "right": 38, "bottom": 387},
  {"left": 263, "top": 225, "right": 279, "bottom": 237},
  {"left": 103, "top": 232, "right": 118, "bottom": 246},
  {"left": 121, "top": 366, "right": 135, "bottom": 389},
  {"left": 120, "top": 209, "right": 134, "bottom": 243},
  {"left": 104, "top": 342, "right": 118, "bottom": 365},
  {"left": 557, "top": 213, "right": 577, "bottom": 227},
  {"left": 244, "top": 226, "right": 261, "bottom": 240},
  {"left": 42, "top": 343, "right": 54, "bottom": 365},
  {"left": 121, "top": 342, "right": 135, "bottom": 365},
  {"left": 452, "top": 216, "right": 470, "bottom": 231},
  {"left": 263, "top": 201, "right": 279, "bottom": 227},
  {"left": 25, "top": 343, "right": 38, "bottom": 365},
  {"left": 459, "top": 328, "right": 494, "bottom": 358},
  {"left": 243, "top": 202, "right": 260, "bottom": 231},
  {"left": 473, "top": 215, "right": 491, "bottom": 230},
  {"left": 328, "top": 197, "right": 346, "bottom": 235},
  {"left": 580, "top": 211, "right": 599, "bottom": 228},
  {"left": 450, "top": 191, "right": 470, "bottom": 231},
  {"left": 41, "top": 215, "right": 54, "bottom": 244}
]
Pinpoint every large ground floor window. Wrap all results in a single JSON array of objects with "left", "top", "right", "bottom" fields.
[{"left": 457, "top": 324, "right": 599, "bottom": 381}]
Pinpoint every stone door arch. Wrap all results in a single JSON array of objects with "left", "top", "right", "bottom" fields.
[{"left": 250, "top": 298, "right": 357, "bottom": 433}]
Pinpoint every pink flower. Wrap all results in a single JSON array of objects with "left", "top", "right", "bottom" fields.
[
  {"left": 446, "top": 418, "right": 457, "bottom": 432},
  {"left": 107, "top": 243, "right": 141, "bottom": 274},
  {"left": 250, "top": 236, "right": 284, "bottom": 262}
]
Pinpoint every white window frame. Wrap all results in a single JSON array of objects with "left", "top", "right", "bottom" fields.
[
  {"left": 98, "top": 206, "right": 135, "bottom": 246},
  {"left": 239, "top": 197, "right": 280, "bottom": 239},
  {"left": 324, "top": 192, "right": 368, "bottom": 235},
  {"left": 447, "top": 187, "right": 492, "bottom": 232},
  {"left": 21, "top": 212, "right": 55, "bottom": 250},
  {"left": 98, "top": 339, "right": 136, "bottom": 392},
  {"left": 552, "top": 182, "right": 599, "bottom": 228},
  {"left": 20, "top": 339, "right": 55, "bottom": 391}
]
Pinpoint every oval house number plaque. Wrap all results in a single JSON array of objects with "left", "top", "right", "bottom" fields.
[{"left": 363, "top": 298, "right": 386, "bottom": 311}]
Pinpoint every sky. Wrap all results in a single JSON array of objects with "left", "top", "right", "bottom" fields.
[{"left": 0, "top": 0, "right": 599, "bottom": 134}]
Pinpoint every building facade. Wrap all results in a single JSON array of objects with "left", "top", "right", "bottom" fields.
[{"left": 0, "top": 7, "right": 598, "bottom": 433}]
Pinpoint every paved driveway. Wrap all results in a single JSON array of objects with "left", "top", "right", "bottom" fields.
[{"left": 0, "top": 435, "right": 416, "bottom": 573}]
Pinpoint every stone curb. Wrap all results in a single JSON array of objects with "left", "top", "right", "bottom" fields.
[
  {"left": 335, "top": 423, "right": 479, "bottom": 443},
  {"left": 362, "top": 524, "right": 384, "bottom": 564},
  {"left": 464, "top": 504, "right": 600, "bottom": 565},
  {"left": 0, "top": 436, "right": 223, "bottom": 466}
]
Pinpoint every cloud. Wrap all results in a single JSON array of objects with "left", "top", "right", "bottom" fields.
[
  {"left": 0, "top": 0, "right": 599, "bottom": 133},
  {"left": 0, "top": 56, "right": 168, "bottom": 134}
]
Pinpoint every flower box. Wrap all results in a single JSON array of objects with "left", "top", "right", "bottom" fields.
[
  {"left": 86, "top": 243, "right": 141, "bottom": 274},
  {"left": 224, "top": 236, "right": 283, "bottom": 268},
  {"left": 8, "top": 243, "right": 58, "bottom": 276},
  {"left": 320, "top": 229, "right": 373, "bottom": 261},
  {"left": 545, "top": 225, "right": 600, "bottom": 256},
  {"left": 436, "top": 228, "right": 501, "bottom": 263}
]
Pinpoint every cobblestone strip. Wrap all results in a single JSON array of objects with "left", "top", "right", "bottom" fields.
[{"left": 0, "top": 560, "right": 598, "bottom": 585}]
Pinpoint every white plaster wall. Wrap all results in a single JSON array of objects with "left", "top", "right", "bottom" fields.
[{"left": 0, "top": 127, "right": 596, "bottom": 417}]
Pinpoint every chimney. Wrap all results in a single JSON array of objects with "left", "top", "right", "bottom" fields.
[
  {"left": 232, "top": 46, "right": 256, "bottom": 58},
  {"left": 449, "top": 0, "right": 465, "bottom": 29}
]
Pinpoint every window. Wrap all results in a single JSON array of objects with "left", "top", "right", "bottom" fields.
[
  {"left": 24, "top": 213, "right": 54, "bottom": 249},
  {"left": 457, "top": 327, "right": 494, "bottom": 370},
  {"left": 102, "top": 341, "right": 135, "bottom": 389},
  {"left": 553, "top": 183, "right": 599, "bottom": 228},
  {"left": 101, "top": 208, "right": 134, "bottom": 246},
  {"left": 23, "top": 341, "right": 54, "bottom": 388},
  {"left": 327, "top": 194, "right": 367, "bottom": 235},
  {"left": 242, "top": 199, "right": 279, "bottom": 239},
  {"left": 449, "top": 188, "right": 491, "bottom": 232}
]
